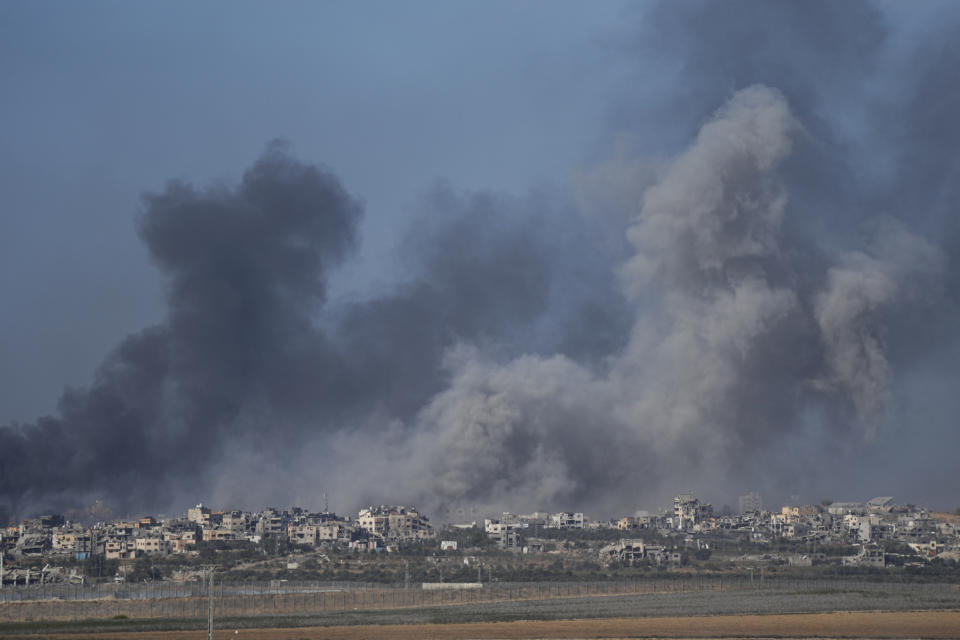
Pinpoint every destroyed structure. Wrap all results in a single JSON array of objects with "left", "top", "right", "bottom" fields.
[{"left": 2, "top": 493, "right": 959, "bottom": 585}]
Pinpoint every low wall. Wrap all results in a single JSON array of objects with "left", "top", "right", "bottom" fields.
[{"left": 421, "top": 582, "right": 483, "bottom": 590}]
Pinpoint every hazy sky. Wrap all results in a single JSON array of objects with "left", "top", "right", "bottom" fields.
[
  {"left": 2, "top": 1, "right": 959, "bottom": 519},
  {"left": 0, "top": 0, "right": 631, "bottom": 421}
]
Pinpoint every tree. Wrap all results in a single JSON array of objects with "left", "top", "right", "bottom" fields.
[{"left": 127, "top": 556, "right": 164, "bottom": 582}]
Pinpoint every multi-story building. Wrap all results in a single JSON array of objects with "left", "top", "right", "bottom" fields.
[
  {"left": 739, "top": 492, "right": 763, "bottom": 514},
  {"left": 357, "top": 506, "right": 433, "bottom": 541},
  {"left": 289, "top": 524, "right": 320, "bottom": 545},
  {"left": 104, "top": 539, "right": 135, "bottom": 560},
  {"left": 547, "top": 512, "right": 584, "bottom": 529},
  {"left": 256, "top": 509, "right": 288, "bottom": 538},
  {"left": 134, "top": 537, "right": 167, "bottom": 554},
  {"left": 674, "top": 494, "right": 712, "bottom": 530},
  {"left": 202, "top": 528, "right": 235, "bottom": 542},
  {"left": 165, "top": 530, "right": 197, "bottom": 553},
  {"left": 187, "top": 505, "right": 211, "bottom": 525},
  {"left": 52, "top": 529, "right": 82, "bottom": 553},
  {"left": 221, "top": 510, "right": 250, "bottom": 536}
]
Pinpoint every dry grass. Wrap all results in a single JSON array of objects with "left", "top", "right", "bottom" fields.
[{"left": 20, "top": 610, "right": 960, "bottom": 640}]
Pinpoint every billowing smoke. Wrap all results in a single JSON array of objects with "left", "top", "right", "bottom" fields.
[
  {"left": 3, "top": 1, "right": 960, "bottom": 522},
  {"left": 0, "top": 143, "right": 629, "bottom": 522},
  {"left": 356, "top": 86, "right": 944, "bottom": 515},
  {"left": 0, "top": 142, "right": 363, "bottom": 522}
]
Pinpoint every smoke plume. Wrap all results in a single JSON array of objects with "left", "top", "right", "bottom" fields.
[
  {"left": 0, "top": 141, "right": 362, "bottom": 521},
  {"left": 3, "top": 1, "right": 960, "bottom": 522},
  {"left": 366, "top": 86, "right": 945, "bottom": 515}
]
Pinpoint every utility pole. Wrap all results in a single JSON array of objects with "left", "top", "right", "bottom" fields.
[
  {"left": 403, "top": 560, "right": 409, "bottom": 590},
  {"left": 1, "top": 532, "right": 4, "bottom": 591},
  {"left": 201, "top": 564, "right": 216, "bottom": 640}
]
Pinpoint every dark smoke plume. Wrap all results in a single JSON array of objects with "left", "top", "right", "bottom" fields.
[
  {"left": 0, "top": 143, "right": 629, "bottom": 522},
  {"left": 0, "top": 141, "right": 363, "bottom": 522}
]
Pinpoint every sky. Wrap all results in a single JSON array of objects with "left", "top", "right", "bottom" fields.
[
  {"left": 1, "top": 1, "right": 959, "bottom": 522},
  {"left": 0, "top": 0, "right": 630, "bottom": 420}
]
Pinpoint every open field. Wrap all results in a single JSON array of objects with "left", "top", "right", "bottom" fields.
[
  {"left": 1, "top": 581, "right": 959, "bottom": 637},
  {"left": 9, "top": 610, "right": 960, "bottom": 639}
]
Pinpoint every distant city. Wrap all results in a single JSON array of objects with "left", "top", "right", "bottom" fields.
[{"left": 2, "top": 492, "right": 958, "bottom": 586}]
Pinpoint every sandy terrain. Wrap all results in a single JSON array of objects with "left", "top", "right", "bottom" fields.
[{"left": 22, "top": 610, "right": 960, "bottom": 639}]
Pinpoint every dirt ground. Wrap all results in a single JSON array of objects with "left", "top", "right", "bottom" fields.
[{"left": 23, "top": 610, "right": 960, "bottom": 639}]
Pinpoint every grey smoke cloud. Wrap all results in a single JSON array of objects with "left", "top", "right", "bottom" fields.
[
  {"left": 583, "top": 0, "right": 960, "bottom": 506},
  {"left": 815, "top": 223, "right": 945, "bottom": 436},
  {"left": 369, "top": 85, "right": 946, "bottom": 516}
]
